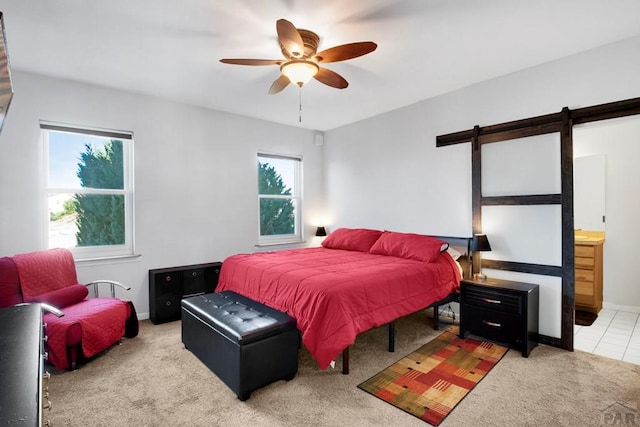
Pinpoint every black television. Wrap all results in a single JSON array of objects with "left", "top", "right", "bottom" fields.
[{"left": 0, "top": 12, "right": 13, "bottom": 135}]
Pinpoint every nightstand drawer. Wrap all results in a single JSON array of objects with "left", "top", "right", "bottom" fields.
[
  {"left": 462, "top": 286, "right": 521, "bottom": 315},
  {"left": 464, "top": 306, "right": 520, "bottom": 344}
]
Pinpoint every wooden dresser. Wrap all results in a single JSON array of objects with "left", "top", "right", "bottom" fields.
[{"left": 575, "top": 231, "right": 605, "bottom": 314}]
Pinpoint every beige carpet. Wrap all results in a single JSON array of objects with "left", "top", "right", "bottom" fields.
[{"left": 48, "top": 311, "right": 640, "bottom": 426}]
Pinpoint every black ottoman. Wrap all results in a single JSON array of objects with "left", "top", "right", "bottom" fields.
[{"left": 181, "top": 291, "right": 299, "bottom": 400}]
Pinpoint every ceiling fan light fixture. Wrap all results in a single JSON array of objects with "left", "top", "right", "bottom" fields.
[{"left": 281, "top": 60, "right": 319, "bottom": 87}]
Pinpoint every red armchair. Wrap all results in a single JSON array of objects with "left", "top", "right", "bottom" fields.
[{"left": 0, "top": 248, "right": 138, "bottom": 370}]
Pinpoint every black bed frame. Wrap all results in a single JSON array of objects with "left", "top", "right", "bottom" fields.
[{"left": 340, "top": 235, "right": 472, "bottom": 374}]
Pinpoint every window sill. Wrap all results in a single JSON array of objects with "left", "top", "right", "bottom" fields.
[
  {"left": 75, "top": 253, "right": 142, "bottom": 265},
  {"left": 255, "top": 240, "right": 306, "bottom": 248}
]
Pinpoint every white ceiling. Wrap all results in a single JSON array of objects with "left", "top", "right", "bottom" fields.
[{"left": 1, "top": 0, "right": 640, "bottom": 131}]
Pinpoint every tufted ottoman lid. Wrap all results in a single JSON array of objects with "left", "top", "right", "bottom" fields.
[{"left": 181, "top": 291, "right": 297, "bottom": 344}]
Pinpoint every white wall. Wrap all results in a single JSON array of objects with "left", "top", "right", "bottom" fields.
[
  {"left": 324, "top": 36, "right": 640, "bottom": 338},
  {"left": 0, "top": 71, "right": 324, "bottom": 318}
]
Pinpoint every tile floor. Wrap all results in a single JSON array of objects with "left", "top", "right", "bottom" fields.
[{"left": 574, "top": 308, "right": 640, "bottom": 364}]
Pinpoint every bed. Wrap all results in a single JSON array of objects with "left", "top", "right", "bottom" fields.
[{"left": 216, "top": 228, "right": 470, "bottom": 373}]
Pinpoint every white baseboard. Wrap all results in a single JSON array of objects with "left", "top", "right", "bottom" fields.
[{"left": 602, "top": 302, "right": 640, "bottom": 314}]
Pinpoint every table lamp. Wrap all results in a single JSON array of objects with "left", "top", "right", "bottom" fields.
[{"left": 471, "top": 233, "right": 492, "bottom": 280}]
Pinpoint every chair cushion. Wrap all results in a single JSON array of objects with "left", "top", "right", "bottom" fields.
[
  {"left": 0, "top": 257, "right": 22, "bottom": 308},
  {"left": 44, "top": 298, "right": 130, "bottom": 370},
  {"left": 32, "top": 284, "right": 88, "bottom": 309}
]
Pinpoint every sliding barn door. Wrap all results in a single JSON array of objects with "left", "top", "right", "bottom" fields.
[{"left": 478, "top": 132, "right": 564, "bottom": 341}]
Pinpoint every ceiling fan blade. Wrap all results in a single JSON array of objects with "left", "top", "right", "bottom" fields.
[
  {"left": 220, "top": 59, "right": 282, "bottom": 66},
  {"left": 276, "top": 19, "right": 304, "bottom": 58},
  {"left": 315, "top": 42, "right": 377, "bottom": 63},
  {"left": 314, "top": 67, "right": 348, "bottom": 89},
  {"left": 269, "top": 74, "right": 291, "bottom": 94}
]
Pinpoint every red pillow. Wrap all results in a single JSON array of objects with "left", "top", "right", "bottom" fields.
[
  {"left": 369, "top": 231, "right": 448, "bottom": 263},
  {"left": 321, "top": 228, "right": 383, "bottom": 252},
  {"left": 32, "top": 284, "right": 89, "bottom": 309}
]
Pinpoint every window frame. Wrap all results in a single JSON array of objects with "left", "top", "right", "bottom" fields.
[
  {"left": 257, "top": 152, "right": 303, "bottom": 246},
  {"left": 41, "top": 122, "right": 135, "bottom": 260}
]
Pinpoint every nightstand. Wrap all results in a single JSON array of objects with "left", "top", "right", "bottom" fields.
[{"left": 460, "top": 277, "right": 539, "bottom": 357}]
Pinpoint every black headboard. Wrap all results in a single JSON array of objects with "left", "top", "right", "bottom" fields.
[{"left": 435, "top": 235, "right": 473, "bottom": 279}]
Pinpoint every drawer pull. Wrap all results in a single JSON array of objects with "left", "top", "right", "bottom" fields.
[
  {"left": 482, "top": 320, "right": 502, "bottom": 328},
  {"left": 483, "top": 298, "right": 501, "bottom": 304}
]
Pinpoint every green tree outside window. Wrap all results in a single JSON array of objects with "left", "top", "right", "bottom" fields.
[
  {"left": 258, "top": 161, "right": 295, "bottom": 236},
  {"left": 75, "top": 140, "right": 125, "bottom": 246}
]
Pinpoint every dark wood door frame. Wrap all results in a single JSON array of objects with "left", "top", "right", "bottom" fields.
[{"left": 437, "top": 96, "right": 640, "bottom": 351}]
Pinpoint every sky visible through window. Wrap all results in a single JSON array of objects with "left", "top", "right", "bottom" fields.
[
  {"left": 260, "top": 157, "right": 296, "bottom": 193},
  {"left": 49, "top": 131, "right": 110, "bottom": 189}
]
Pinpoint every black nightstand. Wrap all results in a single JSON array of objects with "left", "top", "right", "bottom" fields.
[{"left": 460, "top": 277, "right": 539, "bottom": 357}]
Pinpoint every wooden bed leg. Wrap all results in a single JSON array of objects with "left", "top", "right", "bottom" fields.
[
  {"left": 433, "top": 304, "right": 440, "bottom": 330},
  {"left": 387, "top": 322, "right": 395, "bottom": 352},
  {"left": 342, "top": 347, "right": 349, "bottom": 375}
]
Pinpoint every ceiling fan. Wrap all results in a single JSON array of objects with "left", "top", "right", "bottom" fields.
[{"left": 220, "top": 19, "right": 377, "bottom": 94}]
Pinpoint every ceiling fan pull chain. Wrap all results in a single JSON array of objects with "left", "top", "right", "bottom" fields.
[{"left": 299, "top": 86, "right": 303, "bottom": 123}]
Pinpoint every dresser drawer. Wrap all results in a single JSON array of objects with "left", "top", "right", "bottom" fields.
[
  {"left": 575, "top": 256, "right": 595, "bottom": 268},
  {"left": 152, "top": 295, "right": 181, "bottom": 323},
  {"left": 576, "top": 291, "right": 594, "bottom": 306},
  {"left": 575, "top": 245, "right": 595, "bottom": 258},
  {"left": 575, "top": 280, "right": 594, "bottom": 296},
  {"left": 182, "top": 268, "right": 206, "bottom": 296},
  {"left": 154, "top": 271, "right": 182, "bottom": 297},
  {"left": 575, "top": 269, "right": 594, "bottom": 282},
  {"left": 462, "top": 286, "right": 522, "bottom": 315}
]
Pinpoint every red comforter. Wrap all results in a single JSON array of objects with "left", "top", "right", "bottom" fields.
[{"left": 217, "top": 247, "right": 460, "bottom": 369}]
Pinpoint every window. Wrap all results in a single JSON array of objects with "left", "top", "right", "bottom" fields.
[
  {"left": 258, "top": 153, "right": 302, "bottom": 244},
  {"left": 42, "top": 123, "right": 134, "bottom": 259}
]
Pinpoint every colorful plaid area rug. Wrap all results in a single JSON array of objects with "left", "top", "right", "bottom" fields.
[{"left": 357, "top": 326, "right": 508, "bottom": 426}]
